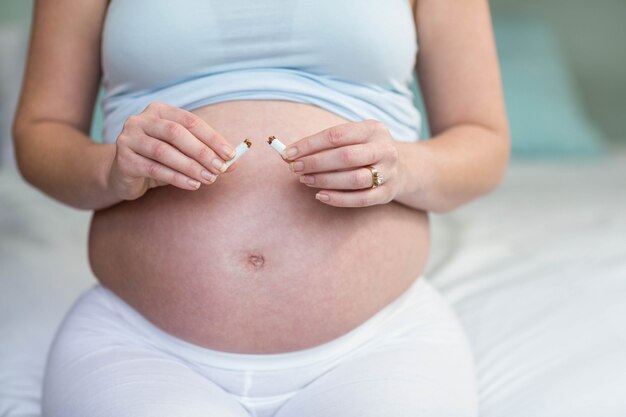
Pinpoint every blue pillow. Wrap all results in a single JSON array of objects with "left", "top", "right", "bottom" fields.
[{"left": 410, "top": 16, "right": 607, "bottom": 158}]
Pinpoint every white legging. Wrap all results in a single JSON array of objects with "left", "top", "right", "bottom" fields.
[{"left": 42, "top": 276, "right": 478, "bottom": 417}]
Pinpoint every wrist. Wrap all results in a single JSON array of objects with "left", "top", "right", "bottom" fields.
[
  {"left": 393, "top": 141, "right": 432, "bottom": 210},
  {"left": 90, "top": 143, "right": 123, "bottom": 209}
]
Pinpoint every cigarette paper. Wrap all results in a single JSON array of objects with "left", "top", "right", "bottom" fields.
[
  {"left": 267, "top": 136, "right": 287, "bottom": 158},
  {"left": 223, "top": 138, "right": 252, "bottom": 169}
]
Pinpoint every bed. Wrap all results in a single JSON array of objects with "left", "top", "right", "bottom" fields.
[
  {"left": 2, "top": 8, "right": 625, "bottom": 414},
  {"left": 1, "top": 145, "right": 625, "bottom": 416}
]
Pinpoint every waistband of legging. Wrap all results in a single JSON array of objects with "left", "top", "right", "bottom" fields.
[{"left": 96, "top": 275, "right": 429, "bottom": 371}]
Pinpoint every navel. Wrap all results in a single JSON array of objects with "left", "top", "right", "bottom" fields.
[{"left": 246, "top": 253, "right": 266, "bottom": 270}]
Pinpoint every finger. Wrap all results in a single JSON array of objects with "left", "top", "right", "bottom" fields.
[
  {"left": 143, "top": 102, "right": 236, "bottom": 161},
  {"left": 298, "top": 166, "right": 377, "bottom": 190},
  {"left": 130, "top": 152, "right": 205, "bottom": 191},
  {"left": 133, "top": 134, "right": 218, "bottom": 185},
  {"left": 289, "top": 143, "right": 380, "bottom": 175},
  {"left": 141, "top": 117, "right": 228, "bottom": 175},
  {"left": 283, "top": 120, "right": 382, "bottom": 159},
  {"left": 314, "top": 186, "right": 391, "bottom": 208}
]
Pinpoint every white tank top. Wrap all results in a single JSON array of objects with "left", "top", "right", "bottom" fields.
[{"left": 100, "top": 0, "right": 421, "bottom": 144}]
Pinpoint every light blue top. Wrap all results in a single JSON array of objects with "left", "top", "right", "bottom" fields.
[{"left": 100, "top": 0, "right": 421, "bottom": 144}]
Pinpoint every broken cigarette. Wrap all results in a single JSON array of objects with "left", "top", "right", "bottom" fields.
[
  {"left": 223, "top": 138, "right": 252, "bottom": 169},
  {"left": 267, "top": 136, "right": 288, "bottom": 159}
]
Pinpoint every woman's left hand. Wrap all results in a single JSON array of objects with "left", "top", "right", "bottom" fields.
[{"left": 282, "top": 119, "right": 406, "bottom": 207}]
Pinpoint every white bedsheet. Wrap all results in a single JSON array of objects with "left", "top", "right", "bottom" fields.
[
  {"left": 1, "top": 148, "right": 625, "bottom": 416},
  {"left": 426, "top": 149, "right": 626, "bottom": 416}
]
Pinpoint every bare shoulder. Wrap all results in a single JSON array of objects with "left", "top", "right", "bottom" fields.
[{"left": 13, "top": 0, "right": 110, "bottom": 135}]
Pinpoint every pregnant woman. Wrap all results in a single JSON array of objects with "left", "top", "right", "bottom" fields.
[{"left": 13, "top": 0, "right": 509, "bottom": 416}]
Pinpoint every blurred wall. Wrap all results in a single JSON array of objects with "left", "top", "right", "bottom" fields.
[
  {"left": 0, "top": 1, "right": 31, "bottom": 25},
  {"left": 491, "top": 0, "right": 626, "bottom": 142},
  {"left": 0, "top": 1, "right": 31, "bottom": 166}
]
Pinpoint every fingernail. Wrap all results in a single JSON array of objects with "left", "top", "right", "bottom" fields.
[
  {"left": 201, "top": 170, "right": 217, "bottom": 182},
  {"left": 188, "top": 179, "right": 201, "bottom": 189},
  {"left": 223, "top": 145, "right": 236, "bottom": 159},
  {"left": 284, "top": 147, "right": 298, "bottom": 159},
  {"left": 300, "top": 175, "right": 314, "bottom": 184},
  {"left": 290, "top": 161, "right": 304, "bottom": 172},
  {"left": 212, "top": 158, "right": 226, "bottom": 172},
  {"left": 315, "top": 193, "right": 329, "bottom": 202}
]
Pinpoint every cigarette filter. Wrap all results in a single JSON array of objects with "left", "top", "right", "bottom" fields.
[
  {"left": 267, "top": 136, "right": 288, "bottom": 158},
  {"left": 223, "top": 138, "right": 252, "bottom": 169}
]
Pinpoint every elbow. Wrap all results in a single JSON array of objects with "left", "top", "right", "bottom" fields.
[
  {"left": 11, "top": 127, "right": 39, "bottom": 190},
  {"left": 12, "top": 117, "right": 42, "bottom": 190},
  {"left": 11, "top": 118, "right": 31, "bottom": 183},
  {"left": 476, "top": 121, "right": 511, "bottom": 197},
  {"left": 492, "top": 124, "right": 511, "bottom": 192},
  {"left": 477, "top": 127, "right": 511, "bottom": 200}
]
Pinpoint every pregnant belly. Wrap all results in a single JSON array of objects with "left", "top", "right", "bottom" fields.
[{"left": 88, "top": 100, "right": 430, "bottom": 353}]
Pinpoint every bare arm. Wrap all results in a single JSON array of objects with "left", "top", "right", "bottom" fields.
[
  {"left": 394, "top": 0, "right": 510, "bottom": 213},
  {"left": 11, "top": 0, "right": 122, "bottom": 210},
  {"left": 13, "top": 0, "right": 237, "bottom": 210}
]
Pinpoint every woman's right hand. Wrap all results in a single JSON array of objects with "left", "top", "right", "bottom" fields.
[{"left": 107, "top": 102, "right": 237, "bottom": 201}]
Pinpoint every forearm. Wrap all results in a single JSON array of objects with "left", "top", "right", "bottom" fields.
[
  {"left": 13, "top": 121, "right": 123, "bottom": 210},
  {"left": 393, "top": 123, "right": 510, "bottom": 213}
]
